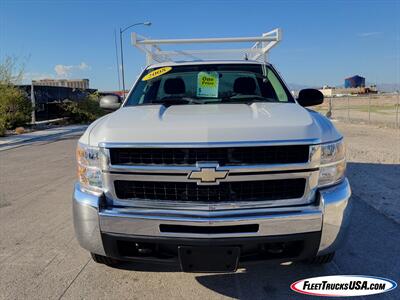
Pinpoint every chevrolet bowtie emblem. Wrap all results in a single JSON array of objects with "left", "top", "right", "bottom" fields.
[{"left": 188, "top": 168, "right": 228, "bottom": 184}]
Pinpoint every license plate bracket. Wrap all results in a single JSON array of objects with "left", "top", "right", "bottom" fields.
[{"left": 178, "top": 246, "right": 240, "bottom": 272}]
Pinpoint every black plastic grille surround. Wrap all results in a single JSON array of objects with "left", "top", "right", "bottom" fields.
[
  {"left": 114, "top": 179, "right": 306, "bottom": 202},
  {"left": 109, "top": 145, "right": 310, "bottom": 166}
]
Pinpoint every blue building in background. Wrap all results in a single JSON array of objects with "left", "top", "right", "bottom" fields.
[{"left": 344, "top": 75, "right": 365, "bottom": 88}]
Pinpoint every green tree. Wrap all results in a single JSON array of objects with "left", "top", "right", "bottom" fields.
[
  {"left": 62, "top": 92, "right": 106, "bottom": 123},
  {"left": 0, "top": 56, "right": 25, "bottom": 85},
  {"left": 0, "top": 56, "right": 31, "bottom": 136},
  {"left": 0, "top": 84, "right": 32, "bottom": 130}
]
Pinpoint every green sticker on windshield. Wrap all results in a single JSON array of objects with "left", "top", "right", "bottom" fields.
[{"left": 197, "top": 71, "right": 219, "bottom": 98}]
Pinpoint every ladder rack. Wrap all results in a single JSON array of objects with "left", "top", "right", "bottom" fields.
[{"left": 131, "top": 28, "right": 282, "bottom": 65}]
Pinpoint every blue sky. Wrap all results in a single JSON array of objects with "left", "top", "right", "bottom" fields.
[{"left": 1, "top": 0, "right": 399, "bottom": 90}]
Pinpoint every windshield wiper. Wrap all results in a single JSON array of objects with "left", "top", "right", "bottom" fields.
[
  {"left": 150, "top": 97, "right": 204, "bottom": 106},
  {"left": 222, "top": 94, "right": 277, "bottom": 104}
]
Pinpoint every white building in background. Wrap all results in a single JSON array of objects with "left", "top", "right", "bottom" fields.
[
  {"left": 319, "top": 86, "right": 377, "bottom": 97},
  {"left": 32, "top": 79, "right": 89, "bottom": 89}
]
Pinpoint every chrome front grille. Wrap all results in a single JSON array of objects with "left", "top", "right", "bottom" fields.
[
  {"left": 109, "top": 145, "right": 310, "bottom": 166},
  {"left": 100, "top": 141, "right": 321, "bottom": 210},
  {"left": 114, "top": 179, "right": 306, "bottom": 202}
]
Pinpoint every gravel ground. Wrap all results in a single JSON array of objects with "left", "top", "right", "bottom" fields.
[
  {"left": 314, "top": 95, "right": 400, "bottom": 128},
  {"left": 335, "top": 122, "right": 400, "bottom": 223},
  {"left": 0, "top": 121, "right": 399, "bottom": 299}
]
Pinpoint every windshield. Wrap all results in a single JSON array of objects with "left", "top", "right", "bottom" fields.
[{"left": 124, "top": 64, "right": 294, "bottom": 106}]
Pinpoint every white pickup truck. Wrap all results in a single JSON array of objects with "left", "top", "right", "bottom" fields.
[{"left": 73, "top": 31, "right": 351, "bottom": 272}]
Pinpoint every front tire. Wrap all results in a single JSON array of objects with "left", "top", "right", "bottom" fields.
[
  {"left": 91, "top": 253, "right": 121, "bottom": 267},
  {"left": 306, "top": 252, "right": 335, "bottom": 264}
]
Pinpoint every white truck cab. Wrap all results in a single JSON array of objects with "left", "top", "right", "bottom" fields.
[{"left": 73, "top": 30, "right": 351, "bottom": 272}]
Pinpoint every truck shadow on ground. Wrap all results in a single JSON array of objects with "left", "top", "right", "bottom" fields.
[
  {"left": 115, "top": 162, "right": 400, "bottom": 299},
  {"left": 194, "top": 262, "right": 334, "bottom": 299}
]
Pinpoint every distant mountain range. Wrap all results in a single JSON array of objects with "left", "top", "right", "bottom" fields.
[
  {"left": 287, "top": 83, "right": 399, "bottom": 93},
  {"left": 287, "top": 83, "right": 311, "bottom": 91},
  {"left": 374, "top": 83, "right": 399, "bottom": 93}
]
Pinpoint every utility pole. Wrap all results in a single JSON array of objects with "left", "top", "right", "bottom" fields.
[
  {"left": 119, "top": 27, "right": 125, "bottom": 98},
  {"left": 119, "top": 21, "right": 151, "bottom": 99},
  {"left": 114, "top": 29, "right": 121, "bottom": 91},
  {"left": 31, "top": 82, "right": 36, "bottom": 124}
]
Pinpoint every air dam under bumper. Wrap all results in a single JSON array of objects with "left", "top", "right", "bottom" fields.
[{"left": 73, "top": 179, "right": 351, "bottom": 259}]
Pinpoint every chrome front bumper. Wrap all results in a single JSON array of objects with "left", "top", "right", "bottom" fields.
[{"left": 73, "top": 179, "right": 351, "bottom": 257}]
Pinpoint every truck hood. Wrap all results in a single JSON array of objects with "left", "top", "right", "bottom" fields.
[{"left": 81, "top": 103, "right": 342, "bottom": 146}]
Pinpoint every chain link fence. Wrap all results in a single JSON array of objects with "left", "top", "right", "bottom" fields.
[{"left": 313, "top": 94, "right": 400, "bottom": 128}]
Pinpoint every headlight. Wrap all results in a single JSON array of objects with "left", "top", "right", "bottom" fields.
[
  {"left": 76, "top": 143, "right": 102, "bottom": 193},
  {"left": 318, "top": 140, "right": 346, "bottom": 187}
]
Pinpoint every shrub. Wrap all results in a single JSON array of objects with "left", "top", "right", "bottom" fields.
[
  {"left": 15, "top": 127, "right": 25, "bottom": 134},
  {"left": 0, "top": 84, "right": 32, "bottom": 130},
  {"left": 62, "top": 92, "right": 106, "bottom": 123},
  {"left": 0, "top": 122, "right": 5, "bottom": 137}
]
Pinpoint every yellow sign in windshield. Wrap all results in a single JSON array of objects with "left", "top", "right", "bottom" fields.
[
  {"left": 142, "top": 67, "right": 172, "bottom": 81},
  {"left": 197, "top": 71, "right": 219, "bottom": 98}
]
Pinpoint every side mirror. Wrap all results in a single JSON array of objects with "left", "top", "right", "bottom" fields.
[
  {"left": 100, "top": 95, "right": 121, "bottom": 110},
  {"left": 297, "top": 89, "right": 324, "bottom": 107}
]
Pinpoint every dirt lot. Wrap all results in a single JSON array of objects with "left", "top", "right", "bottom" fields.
[
  {"left": 0, "top": 121, "right": 399, "bottom": 299},
  {"left": 314, "top": 95, "right": 400, "bottom": 128},
  {"left": 335, "top": 122, "right": 400, "bottom": 223}
]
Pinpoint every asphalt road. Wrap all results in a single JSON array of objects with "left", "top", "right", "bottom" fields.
[{"left": 0, "top": 123, "right": 399, "bottom": 299}]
